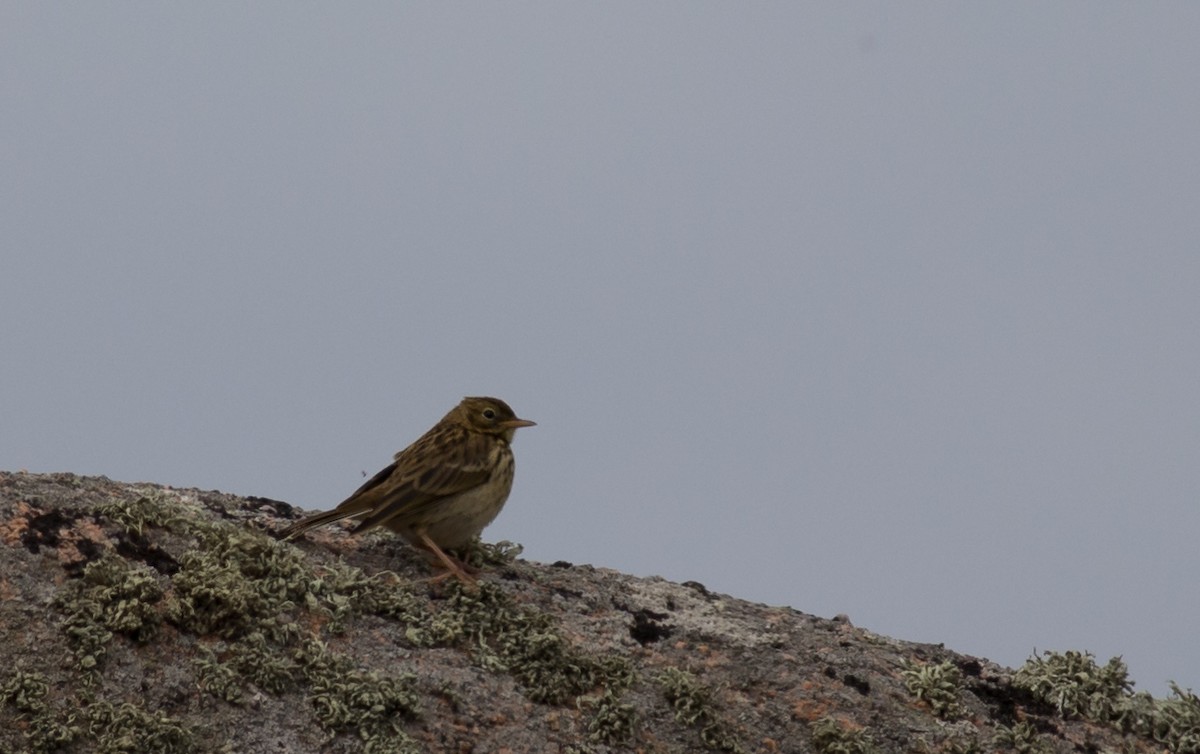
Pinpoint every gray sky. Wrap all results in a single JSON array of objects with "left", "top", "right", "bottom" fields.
[{"left": 3, "top": 5, "right": 1197, "bottom": 695}]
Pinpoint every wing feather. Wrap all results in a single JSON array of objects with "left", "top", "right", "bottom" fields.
[
  {"left": 350, "top": 425, "right": 495, "bottom": 532},
  {"left": 280, "top": 420, "right": 502, "bottom": 539}
]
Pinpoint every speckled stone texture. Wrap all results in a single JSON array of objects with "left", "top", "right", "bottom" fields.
[{"left": 0, "top": 471, "right": 1174, "bottom": 754}]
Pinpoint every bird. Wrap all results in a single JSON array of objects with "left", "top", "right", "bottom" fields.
[{"left": 281, "top": 396, "right": 535, "bottom": 584}]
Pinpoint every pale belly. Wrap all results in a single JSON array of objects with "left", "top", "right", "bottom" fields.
[{"left": 389, "top": 470, "right": 515, "bottom": 549}]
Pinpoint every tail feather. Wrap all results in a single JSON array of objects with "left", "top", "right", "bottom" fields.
[{"left": 279, "top": 507, "right": 362, "bottom": 540}]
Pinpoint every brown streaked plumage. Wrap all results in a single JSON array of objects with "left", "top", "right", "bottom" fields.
[{"left": 281, "top": 397, "right": 534, "bottom": 583}]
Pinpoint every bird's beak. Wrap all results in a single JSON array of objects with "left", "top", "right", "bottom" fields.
[{"left": 502, "top": 418, "right": 537, "bottom": 429}]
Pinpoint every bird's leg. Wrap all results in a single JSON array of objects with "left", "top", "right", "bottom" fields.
[{"left": 415, "top": 531, "right": 477, "bottom": 585}]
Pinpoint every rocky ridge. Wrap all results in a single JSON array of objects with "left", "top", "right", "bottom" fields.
[{"left": 0, "top": 471, "right": 1194, "bottom": 754}]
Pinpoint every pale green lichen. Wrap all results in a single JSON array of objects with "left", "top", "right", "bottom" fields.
[
  {"left": 193, "top": 650, "right": 245, "bottom": 704},
  {"left": 809, "top": 716, "right": 878, "bottom": 754},
  {"left": 1141, "top": 683, "right": 1200, "bottom": 754},
  {"left": 86, "top": 701, "right": 198, "bottom": 754},
  {"left": 902, "top": 660, "right": 964, "bottom": 718},
  {"left": 912, "top": 732, "right": 982, "bottom": 754},
  {"left": 583, "top": 686, "right": 638, "bottom": 746},
  {"left": 294, "top": 639, "right": 420, "bottom": 753},
  {"left": 164, "top": 523, "right": 323, "bottom": 644},
  {"left": 95, "top": 490, "right": 188, "bottom": 536},
  {"left": 37, "top": 484, "right": 644, "bottom": 753},
  {"left": 226, "top": 631, "right": 300, "bottom": 694},
  {"left": 658, "top": 667, "right": 744, "bottom": 753},
  {"left": 1014, "top": 650, "right": 1132, "bottom": 721},
  {"left": 0, "top": 670, "right": 82, "bottom": 752},
  {"left": 424, "top": 581, "right": 634, "bottom": 705},
  {"left": 1012, "top": 650, "right": 1200, "bottom": 753},
  {"left": 54, "top": 553, "right": 164, "bottom": 678},
  {"left": 459, "top": 538, "right": 524, "bottom": 569},
  {"left": 307, "top": 560, "right": 428, "bottom": 633},
  {"left": 0, "top": 669, "right": 49, "bottom": 715},
  {"left": 991, "top": 721, "right": 1049, "bottom": 754},
  {"left": 28, "top": 715, "right": 83, "bottom": 753}
]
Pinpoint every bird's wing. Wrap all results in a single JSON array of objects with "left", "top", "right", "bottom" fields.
[
  {"left": 278, "top": 460, "right": 400, "bottom": 538},
  {"left": 349, "top": 427, "right": 496, "bottom": 532}
]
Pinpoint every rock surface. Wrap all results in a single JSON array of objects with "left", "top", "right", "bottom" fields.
[{"left": 0, "top": 471, "right": 1179, "bottom": 753}]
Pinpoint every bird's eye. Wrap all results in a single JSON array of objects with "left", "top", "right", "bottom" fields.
[{"left": 482, "top": 408, "right": 496, "bottom": 420}]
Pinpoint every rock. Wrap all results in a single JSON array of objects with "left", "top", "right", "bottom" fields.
[{"left": 0, "top": 472, "right": 1179, "bottom": 753}]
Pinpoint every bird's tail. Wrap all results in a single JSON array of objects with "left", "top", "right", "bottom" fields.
[{"left": 278, "top": 508, "right": 361, "bottom": 540}]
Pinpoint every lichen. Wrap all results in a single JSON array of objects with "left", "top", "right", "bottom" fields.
[
  {"left": 294, "top": 638, "right": 421, "bottom": 753},
  {"left": 902, "top": 660, "right": 964, "bottom": 719},
  {"left": 1014, "top": 650, "right": 1132, "bottom": 721},
  {"left": 54, "top": 552, "right": 165, "bottom": 678},
  {"left": 86, "top": 700, "right": 199, "bottom": 754},
  {"left": 1141, "top": 683, "right": 1200, "bottom": 754},
  {"left": 809, "top": 716, "right": 878, "bottom": 754},
  {"left": 991, "top": 721, "right": 1049, "bottom": 754},
  {"left": 307, "top": 559, "right": 428, "bottom": 633},
  {"left": 193, "top": 649, "right": 246, "bottom": 704},
  {"left": 0, "top": 669, "right": 83, "bottom": 752},
  {"left": 1010, "top": 650, "right": 1200, "bottom": 753},
  {"left": 459, "top": 537, "right": 524, "bottom": 569},
  {"left": 1, "top": 669, "right": 49, "bottom": 715},
  {"left": 583, "top": 685, "right": 638, "bottom": 746},
  {"left": 658, "top": 667, "right": 744, "bottom": 752},
  {"left": 226, "top": 630, "right": 301, "bottom": 694},
  {"left": 164, "top": 525, "right": 314, "bottom": 642},
  {"left": 423, "top": 581, "right": 634, "bottom": 705},
  {"left": 28, "top": 482, "right": 673, "bottom": 752},
  {"left": 95, "top": 490, "right": 187, "bottom": 536},
  {"left": 912, "top": 731, "right": 982, "bottom": 754}
]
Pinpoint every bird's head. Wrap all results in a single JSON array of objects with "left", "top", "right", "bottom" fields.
[{"left": 456, "top": 396, "right": 536, "bottom": 440}]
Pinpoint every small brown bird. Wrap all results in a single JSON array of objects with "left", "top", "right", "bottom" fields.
[{"left": 281, "top": 397, "right": 535, "bottom": 583}]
